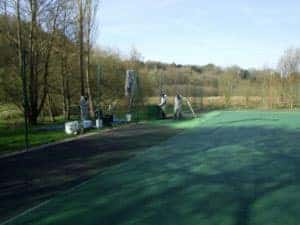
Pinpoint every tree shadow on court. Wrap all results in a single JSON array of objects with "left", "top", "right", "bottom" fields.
[
  {"left": 0, "top": 124, "right": 181, "bottom": 222},
  {"left": 6, "top": 124, "right": 300, "bottom": 225}
]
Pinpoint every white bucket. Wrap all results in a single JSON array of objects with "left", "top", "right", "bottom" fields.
[
  {"left": 65, "top": 121, "right": 79, "bottom": 135},
  {"left": 126, "top": 113, "right": 132, "bottom": 122},
  {"left": 96, "top": 119, "right": 103, "bottom": 128}
]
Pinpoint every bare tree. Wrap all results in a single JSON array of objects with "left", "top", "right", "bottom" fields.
[
  {"left": 16, "top": 0, "right": 29, "bottom": 147},
  {"left": 75, "top": 0, "right": 99, "bottom": 117},
  {"left": 277, "top": 48, "right": 300, "bottom": 109},
  {"left": 58, "top": 0, "right": 76, "bottom": 120},
  {"left": 10, "top": 0, "right": 62, "bottom": 124},
  {"left": 219, "top": 69, "right": 240, "bottom": 106},
  {"left": 278, "top": 47, "right": 300, "bottom": 78},
  {"left": 85, "top": 0, "right": 99, "bottom": 117},
  {"left": 77, "top": 0, "right": 85, "bottom": 96}
]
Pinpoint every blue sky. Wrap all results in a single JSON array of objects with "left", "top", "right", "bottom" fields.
[{"left": 96, "top": 0, "right": 300, "bottom": 69}]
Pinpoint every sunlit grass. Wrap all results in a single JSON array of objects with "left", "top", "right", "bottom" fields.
[{"left": 0, "top": 120, "right": 69, "bottom": 155}]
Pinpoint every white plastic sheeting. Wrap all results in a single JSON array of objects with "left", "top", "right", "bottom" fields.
[
  {"left": 65, "top": 121, "right": 80, "bottom": 135},
  {"left": 96, "top": 119, "right": 103, "bottom": 128},
  {"left": 126, "top": 113, "right": 132, "bottom": 122}
]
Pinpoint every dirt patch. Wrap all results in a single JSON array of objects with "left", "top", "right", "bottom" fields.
[{"left": 0, "top": 123, "right": 181, "bottom": 222}]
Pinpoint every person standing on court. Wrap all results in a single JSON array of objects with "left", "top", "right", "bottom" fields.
[
  {"left": 174, "top": 93, "right": 183, "bottom": 120},
  {"left": 158, "top": 93, "right": 167, "bottom": 119}
]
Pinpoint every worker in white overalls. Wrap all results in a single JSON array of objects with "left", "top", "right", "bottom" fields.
[
  {"left": 80, "top": 95, "right": 89, "bottom": 121},
  {"left": 125, "top": 70, "right": 137, "bottom": 112},
  {"left": 174, "top": 93, "right": 183, "bottom": 120},
  {"left": 158, "top": 93, "right": 167, "bottom": 119}
]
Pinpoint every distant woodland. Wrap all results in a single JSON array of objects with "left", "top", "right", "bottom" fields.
[{"left": 1, "top": 1, "right": 300, "bottom": 125}]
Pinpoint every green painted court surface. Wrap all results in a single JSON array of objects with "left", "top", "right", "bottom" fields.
[{"left": 4, "top": 111, "right": 300, "bottom": 225}]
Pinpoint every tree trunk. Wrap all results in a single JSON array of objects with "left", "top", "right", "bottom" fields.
[
  {"left": 16, "top": 0, "right": 30, "bottom": 148},
  {"left": 3, "top": 1, "right": 7, "bottom": 15},
  {"left": 61, "top": 54, "right": 67, "bottom": 120},
  {"left": 86, "top": 52, "right": 95, "bottom": 117},
  {"left": 66, "top": 77, "right": 71, "bottom": 120},
  {"left": 85, "top": 4, "right": 94, "bottom": 117},
  {"left": 47, "top": 94, "right": 55, "bottom": 122},
  {"left": 60, "top": 9, "right": 70, "bottom": 121},
  {"left": 61, "top": 56, "right": 71, "bottom": 120},
  {"left": 79, "top": 0, "right": 85, "bottom": 96},
  {"left": 28, "top": 0, "right": 39, "bottom": 125}
]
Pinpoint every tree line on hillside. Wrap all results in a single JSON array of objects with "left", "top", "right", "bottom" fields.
[
  {"left": 0, "top": 0, "right": 99, "bottom": 124},
  {"left": 1, "top": 1, "right": 300, "bottom": 125}
]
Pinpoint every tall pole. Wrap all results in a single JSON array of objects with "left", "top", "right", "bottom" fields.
[
  {"left": 159, "top": 71, "right": 162, "bottom": 94},
  {"left": 135, "top": 71, "right": 140, "bottom": 122},
  {"left": 155, "top": 65, "right": 161, "bottom": 95},
  {"left": 21, "top": 50, "right": 29, "bottom": 150},
  {"left": 189, "top": 67, "right": 192, "bottom": 98},
  {"left": 96, "top": 64, "right": 101, "bottom": 109}
]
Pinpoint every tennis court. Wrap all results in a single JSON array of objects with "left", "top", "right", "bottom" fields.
[{"left": 4, "top": 111, "right": 300, "bottom": 225}]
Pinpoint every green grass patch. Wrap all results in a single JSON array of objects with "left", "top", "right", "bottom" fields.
[{"left": 0, "top": 120, "right": 69, "bottom": 155}]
